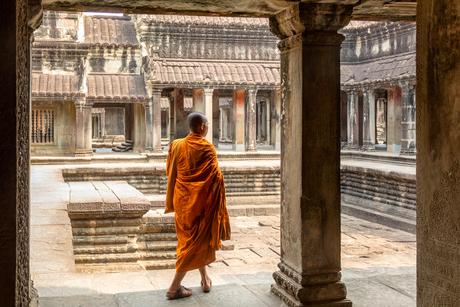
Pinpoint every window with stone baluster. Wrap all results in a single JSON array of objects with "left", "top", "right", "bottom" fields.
[{"left": 31, "top": 108, "right": 55, "bottom": 144}]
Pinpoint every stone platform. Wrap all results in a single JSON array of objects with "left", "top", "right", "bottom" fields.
[{"left": 31, "top": 163, "right": 416, "bottom": 306}]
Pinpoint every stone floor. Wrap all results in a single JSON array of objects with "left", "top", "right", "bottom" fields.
[{"left": 31, "top": 164, "right": 416, "bottom": 307}]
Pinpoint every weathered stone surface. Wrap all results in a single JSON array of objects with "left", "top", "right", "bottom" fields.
[
  {"left": 41, "top": 0, "right": 416, "bottom": 21},
  {"left": 417, "top": 1, "right": 460, "bottom": 300}
]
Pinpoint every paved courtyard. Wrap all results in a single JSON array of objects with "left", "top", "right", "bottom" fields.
[{"left": 31, "top": 164, "right": 416, "bottom": 306}]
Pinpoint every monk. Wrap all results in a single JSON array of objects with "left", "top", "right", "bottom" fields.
[{"left": 165, "top": 112, "right": 231, "bottom": 300}]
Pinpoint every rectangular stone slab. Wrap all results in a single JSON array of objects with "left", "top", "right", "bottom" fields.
[
  {"left": 69, "top": 182, "right": 103, "bottom": 213},
  {"left": 93, "top": 182, "right": 121, "bottom": 212},
  {"left": 103, "top": 181, "right": 150, "bottom": 212}
]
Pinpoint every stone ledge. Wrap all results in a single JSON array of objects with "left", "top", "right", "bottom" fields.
[{"left": 68, "top": 181, "right": 150, "bottom": 218}]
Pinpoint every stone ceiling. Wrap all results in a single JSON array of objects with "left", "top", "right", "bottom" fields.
[{"left": 42, "top": 0, "right": 416, "bottom": 22}]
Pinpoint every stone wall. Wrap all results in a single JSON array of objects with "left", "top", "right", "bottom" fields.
[
  {"left": 62, "top": 163, "right": 281, "bottom": 196},
  {"left": 31, "top": 101, "right": 76, "bottom": 156}
]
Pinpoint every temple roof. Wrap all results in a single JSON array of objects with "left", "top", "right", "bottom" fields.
[
  {"left": 84, "top": 15, "right": 139, "bottom": 46},
  {"left": 86, "top": 74, "right": 148, "bottom": 102},
  {"left": 32, "top": 73, "right": 83, "bottom": 99},
  {"left": 341, "top": 53, "right": 416, "bottom": 85},
  {"left": 147, "top": 60, "right": 280, "bottom": 89}
]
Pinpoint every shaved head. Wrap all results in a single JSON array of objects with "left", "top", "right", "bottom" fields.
[{"left": 187, "top": 112, "right": 208, "bottom": 133}]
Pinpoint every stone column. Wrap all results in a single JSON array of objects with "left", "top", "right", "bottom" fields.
[
  {"left": 340, "top": 91, "right": 348, "bottom": 148},
  {"left": 361, "top": 86, "right": 376, "bottom": 151},
  {"left": 256, "top": 99, "right": 262, "bottom": 143},
  {"left": 229, "top": 105, "right": 233, "bottom": 141},
  {"left": 169, "top": 94, "right": 175, "bottom": 143},
  {"left": 75, "top": 98, "right": 93, "bottom": 156},
  {"left": 232, "top": 89, "right": 245, "bottom": 151},
  {"left": 270, "top": 89, "right": 281, "bottom": 150},
  {"left": 220, "top": 108, "right": 226, "bottom": 140},
  {"left": 418, "top": 1, "right": 460, "bottom": 305},
  {"left": 174, "top": 88, "right": 189, "bottom": 139},
  {"left": 345, "top": 90, "right": 359, "bottom": 150},
  {"left": 386, "top": 86, "right": 402, "bottom": 152},
  {"left": 399, "top": 81, "right": 416, "bottom": 155},
  {"left": 203, "top": 88, "right": 214, "bottom": 144},
  {"left": 246, "top": 88, "right": 257, "bottom": 152},
  {"left": 212, "top": 89, "right": 220, "bottom": 147},
  {"left": 152, "top": 88, "right": 163, "bottom": 153},
  {"left": 193, "top": 88, "right": 204, "bottom": 112},
  {"left": 144, "top": 100, "right": 153, "bottom": 152},
  {"left": 269, "top": 3, "right": 352, "bottom": 306},
  {"left": 266, "top": 99, "right": 271, "bottom": 145}
]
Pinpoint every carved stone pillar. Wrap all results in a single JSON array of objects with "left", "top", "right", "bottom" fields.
[
  {"left": 220, "top": 107, "right": 225, "bottom": 140},
  {"left": 169, "top": 93, "right": 175, "bottom": 143},
  {"left": 399, "top": 81, "right": 416, "bottom": 155},
  {"left": 246, "top": 88, "right": 257, "bottom": 152},
  {"left": 75, "top": 98, "right": 93, "bottom": 156},
  {"left": 152, "top": 88, "right": 163, "bottom": 153},
  {"left": 212, "top": 89, "right": 220, "bottom": 147},
  {"left": 361, "top": 86, "right": 376, "bottom": 151},
  {"left": 270, "top": 3, "right": 352, "bottom": 306},
  {"left": 145, "top": 100, "right": 153, "bottom": 152},
  {"left": 203, "top": 88, "right": 213, "bottom": 144},
  {"left": 193, "top": 88, "right": 204, "bottom": 113},
  {"left": 270, "top": 89, "right": 281, "bottom": 150},
  {"left": 345, "top": 90, "right": 360, "bottom": 150},
  {"left": 232, "top": 89, "right": 245, "bottom": 151},
  {"left": 173, "top": 88, "right": 189, "bottom": 139}
]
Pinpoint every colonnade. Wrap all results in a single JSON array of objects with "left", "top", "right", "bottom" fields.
[
  {"left": 342, "top": 82, "right": 416, "bottom": 155},
  {"left": 145, "top": 87, "right": 282, "bottom": 152}
]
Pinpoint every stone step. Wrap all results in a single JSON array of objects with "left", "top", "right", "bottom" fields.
[
  {"left": 145, "top": 194, "right": 281, "bottom": 211},
  {"left": 139, "top": 259, "right": 176, "bottom": 270}
]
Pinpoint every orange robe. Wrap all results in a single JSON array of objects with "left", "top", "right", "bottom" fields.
[{"left": 165, "top": 133, "right": 231, "bottom": 272}]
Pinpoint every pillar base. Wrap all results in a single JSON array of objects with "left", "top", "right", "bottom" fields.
[
  {"left": 271, "top": 284, "right": 352, "bottom": 307},
  {"left": 399, "top": 148, "right": 416, "bottom": 156},
  {"left": 342, "top": 145, "right": 360, "bottom": 151},
  {"left": 246, "top": 146, "right": 257, "bottom": 152},
  {"left": 360, "top": 144, "right": 375, "bottom": 151},
  {"left": 75, "top": 149, "right": 93, "bottom": 157},
  {"left": 271, "top": 264, "right": 350, "bottom": 307},
  {"left": 232, "top": 143, "right": 245, "bottom": 151},
  {"left": 153, "top": 147, "right": 164, "bottom": 153}
]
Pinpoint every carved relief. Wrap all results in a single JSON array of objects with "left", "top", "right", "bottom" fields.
[{"left": 17, "top": 0, "right": 31, "bottom": 305}]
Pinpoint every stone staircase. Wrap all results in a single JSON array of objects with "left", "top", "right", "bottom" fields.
[
  {"left": 112, "top": 140, "right": 134, "bottom": 152},
  {"left": 68, "top": 181, "right": 178, "bottom": 273}
]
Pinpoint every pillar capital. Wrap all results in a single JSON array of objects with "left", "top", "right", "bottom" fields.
[
  {"left": 246, "top": 87, "right": 258, "bottom": 96},
  {"left": 151, "top": 87, "right": 163, "bottom": 94},
  {"left": 270, "top": 3, "right": 352, "bottom": 50},
  {"left": 270, "top": 3, "right": 353, "bottom": 38},
  {"left": 74, "top": 98, "right": 86, "bottom": 107},
  {"left": 203, "top": 88, "right": 214, "bottom": 96}
]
